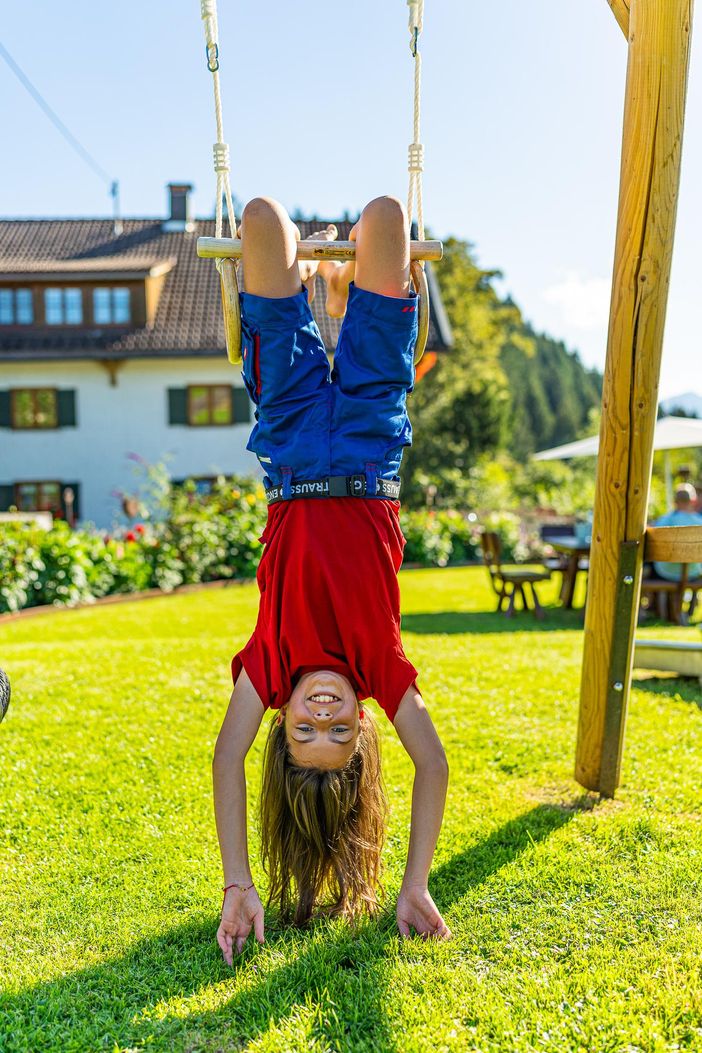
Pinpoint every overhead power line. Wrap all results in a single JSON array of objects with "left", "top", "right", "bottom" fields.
[{"left": 0, "top": 39, "right": 115, "bottom": 190}]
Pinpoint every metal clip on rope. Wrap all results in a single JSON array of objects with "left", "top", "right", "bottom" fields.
[{"left": 206, "top": 43, "right": 219, "bottom": 72}]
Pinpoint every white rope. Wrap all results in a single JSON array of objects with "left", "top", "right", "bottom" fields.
[
  {"left": 406, "top": 0, "right": 425, "bottom": 242},
  {"left": 200, "top": 0, "right": 236, "bottom": 258}
]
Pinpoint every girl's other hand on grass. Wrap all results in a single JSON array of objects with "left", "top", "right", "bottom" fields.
[
  {"left": 217, "top": 886, "right": 265, "bottom": 965},
  {"left": 396, "top": 884, "right": 452, "bottom": 941}
]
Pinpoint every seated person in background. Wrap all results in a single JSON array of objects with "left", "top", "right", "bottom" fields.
[
  {"left": 649, "top": 484, "right": 702, "bottom": 582},
  {"left": 676, "top": 466, "right": 701, "bottom": 513}
]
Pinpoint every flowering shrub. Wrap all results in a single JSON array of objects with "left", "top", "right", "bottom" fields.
[
  {"left": 0, "top": 475, "right": 269, "bottom": 614},
  {"left": 0, "top": 470, "right": 537, "bottom": 614}
]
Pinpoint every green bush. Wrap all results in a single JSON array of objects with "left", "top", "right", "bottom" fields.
[
  {"left": 0, "top": 471, "right": 543, "bottom": 612},
  {"left": 0, "top": 526, "right": 42, "bottom": 612},
  {"left": 400, "top": 508, "right": 482, "bottom": 567},
  {"left": 0, "top": 474, "right": 269, "bottom": 614}
]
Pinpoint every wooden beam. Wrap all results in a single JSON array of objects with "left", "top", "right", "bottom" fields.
[
  {"left": 645, "top": 525, "right": 702, "bottom": 562},
  {"left": 607, "top": 0, "right": 631, "bottom": 38},
  {"left": 575, "top": 0, "right": 695, "bottom": 796},
  {"left": 197, "top": 237, "right": 444, "bottom": 263}
]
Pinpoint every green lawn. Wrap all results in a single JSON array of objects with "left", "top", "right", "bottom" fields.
[{"left": 1, "top": 568, "right": 701, "bottom": 1053}]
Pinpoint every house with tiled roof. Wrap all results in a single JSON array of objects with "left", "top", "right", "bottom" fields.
[{"left": 0, "top": 184, "right": 451, "bottom": 527}]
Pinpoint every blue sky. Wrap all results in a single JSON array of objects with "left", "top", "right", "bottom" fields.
[{"left": 1, "top": 0, "right": 700, "bottom": 401}]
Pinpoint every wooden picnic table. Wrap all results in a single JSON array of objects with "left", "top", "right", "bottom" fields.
[{"left": 549, "top": 536, "right": 590, "bottom": 609}]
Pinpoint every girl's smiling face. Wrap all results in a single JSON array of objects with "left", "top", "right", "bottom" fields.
[{"left": 284, "top": 671, "right": 361, "bottom": 770}]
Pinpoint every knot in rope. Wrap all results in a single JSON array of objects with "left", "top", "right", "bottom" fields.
[
  {"left": 408, "top": 142, "right": 424, "bottom": 174},
  {"left": 213, "top": 141, "right": 230, "bottom": 173}
]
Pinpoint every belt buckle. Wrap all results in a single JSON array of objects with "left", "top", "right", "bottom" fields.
[{"left": 348, "top": 474, "right": 366, "bottom": 497}]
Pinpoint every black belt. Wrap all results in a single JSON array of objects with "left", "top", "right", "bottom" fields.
[{"left": 265, "top": 474, "right": 401, "bottom": 504}]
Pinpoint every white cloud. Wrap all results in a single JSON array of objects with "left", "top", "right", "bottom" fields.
[{"left": 542, "top": 272, "right": 611, "bottom": 330}]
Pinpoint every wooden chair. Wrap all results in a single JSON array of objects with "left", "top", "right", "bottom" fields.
[{"left": 480, "top": 531, "right": 552, "bottom": 619}]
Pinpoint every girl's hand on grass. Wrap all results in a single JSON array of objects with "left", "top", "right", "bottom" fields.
[
  {"left": 217, "top": 886, "right": 265, "bottom": 965},
  {"left": 396, "top": 884, "right": 452, "bottom": 941}
]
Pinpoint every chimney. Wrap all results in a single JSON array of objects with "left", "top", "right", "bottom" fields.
[{"left": 163, "top": 183, "right": 195, "bottom": 232}]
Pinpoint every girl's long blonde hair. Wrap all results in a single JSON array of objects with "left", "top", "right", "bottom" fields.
[{"left": 259, "top": 708, "right": 387, "bottom": 926}]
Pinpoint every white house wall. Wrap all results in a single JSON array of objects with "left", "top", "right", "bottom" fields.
[{"left": 0, "top": 358, "right": 259, "bottom": 528}]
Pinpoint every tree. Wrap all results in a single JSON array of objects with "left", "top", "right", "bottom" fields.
[
  {"left": 401, "top": 237, "right": 603, "bottom": 506},
  {"left": 401, "top": 238, "right": 517, "bottom": 505}
]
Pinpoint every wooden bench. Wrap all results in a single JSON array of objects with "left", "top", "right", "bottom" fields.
[
  {"left": 640, "top": 525, "right": 702, "bottom": 625},
  {"left": 632, "top": 525, "right": 702, "bottom": 685}
]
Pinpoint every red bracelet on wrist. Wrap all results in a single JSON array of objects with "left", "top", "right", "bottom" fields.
[{"left": 222, "top": 881, "right": 254, "bottom": 906}]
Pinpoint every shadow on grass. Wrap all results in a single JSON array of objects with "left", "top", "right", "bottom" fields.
[
  {"left": 402, "top": 609, "right": 585, "bottom": 635},
  {"left": 1, "top": 804, "right": 586, "bottom": 1053},
  {"left": 632, "top": 676, "right": 702, "bottom": 708}
]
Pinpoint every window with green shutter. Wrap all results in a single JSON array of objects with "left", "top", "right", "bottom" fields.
[
  {"left": 14, "top": 481, "right": 62, "bottom": 513},
  {"left": 187, "top": 385, "right": 232, "bottom": 426},
  {"left": 3, "top": 389, "right": 76, "bottom": 429},
  {"left": 11, "top": 389, "right": 58, "bottom": 429}
]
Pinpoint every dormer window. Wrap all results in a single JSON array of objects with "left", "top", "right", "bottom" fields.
[
  {"left": 93, "top": 287, "right": 131, "bottom": 324},
  {"left": 0, "top": 288, "right": 33, "bottom": 325},
  {"left": 45, "top": 288, "right": 82, "bottom": 325}
]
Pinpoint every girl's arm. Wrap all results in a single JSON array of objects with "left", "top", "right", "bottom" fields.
[
  {"left": 212, "top": 667, "right": 265, "bottom": 961},
  {"left": 393, "top": 686, "right": 452, "bottom": 940}
]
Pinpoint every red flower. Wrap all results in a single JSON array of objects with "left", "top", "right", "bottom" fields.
[
  {"left": 134, "top": 523, "right": 145, "bottom": 535},
  {"left": 125, "top": 531, "right": 137, "bottom": 542}
]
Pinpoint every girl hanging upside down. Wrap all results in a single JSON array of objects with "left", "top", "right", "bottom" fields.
[{"left": 212, "top": 195, "right": 450, "bottom": 963}]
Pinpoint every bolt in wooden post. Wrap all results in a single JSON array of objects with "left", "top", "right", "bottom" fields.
[{"left": 575, "top": 0, "right": 694, "bottom": 795}]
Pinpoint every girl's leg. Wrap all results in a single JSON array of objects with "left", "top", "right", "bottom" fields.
[
  {"left": 240, "top": 197, "right": 301, "bottom": 298},
  {"left": 321, "top": 196, "right": 411, "bottom": 315},
  {"left": 354, "top": 195, "right": 411, "bottom": 298},
  {"left": 241, "top": 196, "right": 337, "bottom": 301}
]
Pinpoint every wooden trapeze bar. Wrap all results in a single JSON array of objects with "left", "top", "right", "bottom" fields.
[{"left": 197, "top": 237, "right": 444, "bottom": 263}]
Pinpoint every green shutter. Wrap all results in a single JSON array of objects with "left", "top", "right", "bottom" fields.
[
  {"left": 168, "top": 388, "right": 188, "bottom": 425},
  {"left": 57, "top": 389, "right": 76, "bottom": 427},
  {"left": 0, "top": 484, "right": 14, "bottom": 511},
  {"left": 231, "top": 386, "right": 251, "bottom": 423},
  {"left": 0, "top": 391, "right": 10, "bottom": 428}
]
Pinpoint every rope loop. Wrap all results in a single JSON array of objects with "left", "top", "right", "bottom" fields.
[{"left": 206, "top": 42, "right": 219, "bottom": 72}]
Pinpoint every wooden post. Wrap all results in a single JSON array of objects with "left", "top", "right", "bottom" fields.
[
  {"left": 575, "top": 0, "right": 694, "bottom": 795},
  {"left": 607, "top": 0, "right": 631, "bottom": 37}
]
